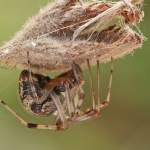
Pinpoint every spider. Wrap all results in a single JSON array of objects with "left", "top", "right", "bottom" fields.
[{"left": 0, "top": 52, "right": 113, "bottom": 130}]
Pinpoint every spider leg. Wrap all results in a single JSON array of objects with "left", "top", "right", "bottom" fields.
[
  {"left": 69, "top": 57, "right": 113, "bottom": 124},
  {"left": 27, "top": 51, "right": 40, "bottom": 104},
  {"left": 64, "top": 83, "right": 74, "bottom": 118},
  {"left": 49, "top": 91, "right": 68, "bottom": 129},
  {"left": 53, "top": 86, "right": 79, "bottom": 125},
  {"left": 68, "top": 59, "right": 100, "bottom": 123},
  {"left": 27, "top": 51, "right": 53, "bottom": 104},
  {"left": 86, "top": 59, "right": 101, "bottom": 112},
  {"left": 70, "top": 62, "right": 85, "bottom": 119},
  {"left": 74, "top": 92, "right": 79, "bottom": 110},
  {"left": 70, "top": 87, "right": 85, "bottom": 120},
  {"left": 97, "top": 60, "right": 100, "bottom": 113},
  {"left": 0, "top": 98, "right": 64, "bottom": 130},
  {"left": 100, "top": 57, "right": 113, "bottom": 107},
  {"left": 87, "top": 59, "right": 96, "bottom": 110},
  {"left": 38, "top": 85, "right": 54, "bottom": 103},
  {"left": 68, "top": 109, "right": 100, "bottom": 124}
]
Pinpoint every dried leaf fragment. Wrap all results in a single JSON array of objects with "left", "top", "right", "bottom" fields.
[{"left": 0, "top": 0, "right": 146, "bottom": 72}]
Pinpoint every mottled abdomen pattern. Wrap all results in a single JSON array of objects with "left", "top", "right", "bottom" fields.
[{"left": 19, "top": 70, "right": 61, "bottom": 116}]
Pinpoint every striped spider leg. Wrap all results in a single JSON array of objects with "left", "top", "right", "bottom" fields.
[
  {"left": 67, "top": 58, "right": 113, "bottom": 124},
  {"left": 0, "top": 52, "right": 85, "bottom": 130}
]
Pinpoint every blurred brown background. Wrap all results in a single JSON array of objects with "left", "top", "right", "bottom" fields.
[{"left": 0, "top": 0, "right": 149, "bottom": 150}]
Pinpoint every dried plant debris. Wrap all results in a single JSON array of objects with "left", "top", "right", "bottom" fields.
[{"left": 0, "top": 0, "right": 146, "bottom": 72}]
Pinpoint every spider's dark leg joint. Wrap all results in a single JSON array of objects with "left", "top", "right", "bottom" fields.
[
  {"left": 0, "top": 100, "right": 6, "bottom": 105},
  {"left": 88, "top": 109, "right": 100, "bottom": 116},
  {"left": 56, "top": 123, "right": 68, "bottom": 131},
  {"left": 80, "top": 93, "right": 85, "bottom": 99},
  {"left": 27, "top": 123, "right": 38, "bottom": 129},
  {"left": 101, "top": 57, "right": 113, "bottom": 107},
  {"left": 102, "top": 101, "right": 109, "bottom": 106},
  {"left": 70, "top": 109, "right": 100, "bottom": 124},
  {"left": 77, "top": 93, "right": 85, "bottom": 109}
]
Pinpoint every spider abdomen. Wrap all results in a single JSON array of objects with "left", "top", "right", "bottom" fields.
[{"left": 19, "top": 70, "right": 61, "bottom": 116}]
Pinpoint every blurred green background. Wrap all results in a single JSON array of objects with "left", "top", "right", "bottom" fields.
[{"left": 0, "top": 0, "right": 150, "bottom": 150}]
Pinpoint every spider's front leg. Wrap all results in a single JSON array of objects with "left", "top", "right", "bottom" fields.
[
  {"left": 27, "top": 51, "right": 54, "bottom": 105},
  {"left": 21, "top": 51, "right": 68, "bottom": 129},
  {"left": 0, "top": 97, "right": 67, "bottom": 130}
]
